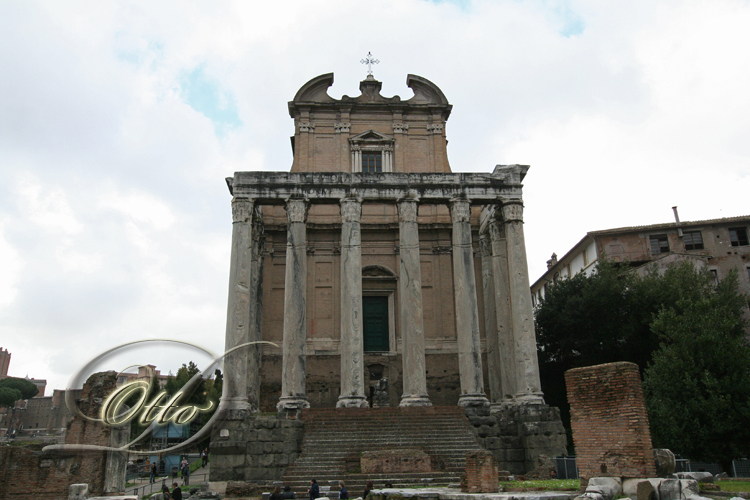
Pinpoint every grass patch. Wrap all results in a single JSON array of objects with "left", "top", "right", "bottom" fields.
[
  {"left": 716, "top": 480, "right": 750, "bottom": 492},
  {"left": 500, "top": 479, "right": 580, "bottom": 491}
]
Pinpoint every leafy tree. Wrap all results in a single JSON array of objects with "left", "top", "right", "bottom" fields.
[
  {"left": 535, "top": 259, "right": 750, "bottom": 463},
  {"left": 535, "top": 260, "right": 662, "bottom": 442},
  {"left": 0, "top": 387, "right": 23, "bottom": 407},
  {"left": 644, "top": 269, "right": 750, "bottom": 472},
  {"left": 0, "top": 377, "right": 39, "bottom": 399}
]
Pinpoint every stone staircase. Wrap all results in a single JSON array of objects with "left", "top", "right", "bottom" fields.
[{"left": 280, "top": 406, "right": 485, "bottom": 496}]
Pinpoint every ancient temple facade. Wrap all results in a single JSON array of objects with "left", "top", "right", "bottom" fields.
[{"left": 221, "top": 73, "right": 549, "bottom": 415}]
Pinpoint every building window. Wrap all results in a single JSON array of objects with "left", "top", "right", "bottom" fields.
[
  {"left": 710, "top": 269, "right": 719, "bottom": 285},
  {"left": 361, "top": 152, "right": 382, "bottom": 173},
  {"left": 729, "top": 227, "right": 749, "bottom": 247},
  {"left": 683, "top": 231, "right": 704, "bottom": 250},
  {"left": 649, "top": 234, "right": 670, "bottom": 254}
]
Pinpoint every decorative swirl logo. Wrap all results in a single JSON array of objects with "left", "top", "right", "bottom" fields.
[{"left": 42, "top": 338, "right": 276, "bottom": 455}]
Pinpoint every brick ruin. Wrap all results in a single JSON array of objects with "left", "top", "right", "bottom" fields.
[
  {"left": 565, "top": 361, "right": 657, "bottom": 484},
  {"left": 0, "top": 371, "right": 128, "bottom": 500}
]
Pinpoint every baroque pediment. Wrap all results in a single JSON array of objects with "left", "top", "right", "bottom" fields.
[{"left": 349, "top": 130, "right": 394, "bottom": 144}]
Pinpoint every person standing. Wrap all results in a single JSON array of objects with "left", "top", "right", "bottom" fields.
[
  {"left": 150, "top": 462, "right": 157, "bottom": 484},
  {"left": 339, "top": 482, "right": 348, "bottom": 500},
  {"left": 180, "top": 457, "right": 190, "bottom": 486},
  {"left": 172, "top": 483, "right": 183, "bottom": 500},
  {"left": 201, "top": 448, "right": 208, "bottom": 468},
  {"left": 308, "top": 479, "right": 319, "bottom": 500},
  {"left": 363, "top": 481, "right": 374, "bottom": 499}
]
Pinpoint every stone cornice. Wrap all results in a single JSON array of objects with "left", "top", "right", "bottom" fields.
[{"left": 227, "top": 167, "right": 527, "bottom": 204}]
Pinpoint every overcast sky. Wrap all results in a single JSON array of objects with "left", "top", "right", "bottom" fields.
[{"left": 2, "top": 0, "right": 749, "bottom": 394}]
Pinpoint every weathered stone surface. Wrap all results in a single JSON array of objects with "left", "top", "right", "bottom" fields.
[
  {"left": 524, "top": 454, "right": 557, "bottom": 480},
  {"left": 586, "top": 477, "right": 623, "bottom": 500},
  {"left": 225, "top": 481, "right": 264, "bottom": 498},
  {"left": 361, "top": 449, "right": 431, "bottom": 473},
  {"left": 69, "top": 483, "right": 89, "bottom": 500},
  {"left": 675, "top": 472, "right": 713, "bottom": 483},
  {"left": 653, "top": 449, "right": 676, "bottom": 476}
]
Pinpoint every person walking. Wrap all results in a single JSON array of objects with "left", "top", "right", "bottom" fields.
[
  {"left": 308, "top": 479, "right": 319, "bottom": 500},
  {"left": 150, "top": 462, "right": 157, "bottom": 484}
]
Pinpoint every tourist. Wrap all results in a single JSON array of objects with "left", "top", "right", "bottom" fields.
[
  {"left": 282, "top": 485, "right": 296, "bottom": 499},
  {"left": 180, "top": 457, "right": 190, "bottom": 485},
  {"left": 363, "top": 481, "right": 374, "bottom": 499},
  {"left": 201, "top": 448, "right": 208, "bottom": 467},
  {"left": 339, "top": 481, "right": 348, "bottom": 500},
  {"left": 309, "top": 479, "right": 319, "bottom": 500},
  {"left": 161, "top": 485, "right": 171, "bottom": 500},
  {"left": 271, "top": 485, "right": 284, "bottom": 500},
  {"left": 172, "top": 483, "right": 183, "bottom": 500},
  {"left": 150, "top": 462, "right": 157, "bottom": 484}
]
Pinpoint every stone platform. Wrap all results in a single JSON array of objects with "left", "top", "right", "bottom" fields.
[{"left": 368, "top": 487, "right": 576, "bottom": 500}]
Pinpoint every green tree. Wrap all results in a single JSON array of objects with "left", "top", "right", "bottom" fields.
[
  {"left": 535, "top": 260, "right": 662, "bottom": 442},
  {"left": 643, "top": 269, "right": 750, "bottom": 472},
  {"left": 0, "top": 387, "right": 23, "bottom": 407},
  {"left": 0, "top": 377, "right": 39, "bottom": 399}
]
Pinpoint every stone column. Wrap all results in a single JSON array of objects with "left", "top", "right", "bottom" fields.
[
  {"left": 488, "top": 207, "right": 517, "bottom": 405},
  {"left": 246, "top": 207, "right": 265, "bottom": 412},
  {"left": 478, "top": 226, "right": 502, "bottom": 403},
  {"left": 502, "top": 202, "right": 544, "bottom": 404},
  {"left": 338, "top": 196, "right": 368, "bottom": 408},
  {"left": 449, "top": 197, "right": 489, "bottom": 408},
  {"left": 221, "top": 196, "right": 254, "bottom": 411},
  {"left": 397, "top": 192, "right": 431, "bottom": 407},
  {"left": 277, "top": 197, "right": 311, "bottom": 412}
]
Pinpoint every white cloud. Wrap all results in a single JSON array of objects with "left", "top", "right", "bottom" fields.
[{"left": 1, "top": 0, "right": 750, "bottom": 392}]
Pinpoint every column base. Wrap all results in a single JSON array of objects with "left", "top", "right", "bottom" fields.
[
  {"left": 457, "top": 393, "right": 490, "bottom": 408},
  {"left": 276, "top": 397, "right": 310, "bottom": 413},
  {"left": 219, "top": 397, "right": 252, "bottom": 411},
  {"left": 336, "top": 396, "right": 369, "bottom": 408},
  {"left": 399, "top": 394, "right": 432, "bottom": 407},
  {"left": 489, "top": 399, "right": 517, "bottom": 413},
  {"left": 514, "top": 393, "right": 545, "bottom": 405}
]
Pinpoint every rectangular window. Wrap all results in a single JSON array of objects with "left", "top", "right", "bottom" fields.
[
  {"left": 361, "top": 152, "right": 382, "bottom": 173},
  {"left": 683, "top": 231, "right": 704, "bottom": 250},
  {"left": 729, "top": 227, "right": 749, "bottom": 247},
  {"left": 710, "top": 269, "right": 719, "bottom": 285},
  {"left": 649, "top": 234, "right": 670, "bottom": 254}
]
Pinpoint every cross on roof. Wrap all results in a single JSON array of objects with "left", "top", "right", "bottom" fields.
[{"left": 360, "top": 52, "right": 379, "bottom": 76}]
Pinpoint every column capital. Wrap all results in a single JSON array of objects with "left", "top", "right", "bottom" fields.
[
  {"left": 340, "top": 196, "right": 363, "bottom": 223},
  {"left": 231, "top": 197, "right": 255, "bottom": 223},
  {"left": 397, "top": 191, "right": 420, "bottom": 223},
  {"left": 501, "top": 202, "right": 524, "bottom": 223},
  {"left": 285, "top": 197, "right": 310, "bottom": 223},
  {"left": 449, "top": 197, "right": 471, "bottom": 224}
]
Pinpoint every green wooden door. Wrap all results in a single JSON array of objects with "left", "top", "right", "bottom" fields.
[{"left": 363, "top": 296, "right": 389, "bottom": 352}]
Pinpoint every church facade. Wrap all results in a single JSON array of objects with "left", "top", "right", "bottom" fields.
[{"left": 221, "top": 72, "right": 554, "bottom": 415}]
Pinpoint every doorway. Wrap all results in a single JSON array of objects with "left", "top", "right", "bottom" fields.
[{"left": 363, "top": 296, "right": 389, "bottom": 352}]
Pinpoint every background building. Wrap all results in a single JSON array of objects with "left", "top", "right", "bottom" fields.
[{"left": 531, "top": 213, "right": 750, "bottom": 307}]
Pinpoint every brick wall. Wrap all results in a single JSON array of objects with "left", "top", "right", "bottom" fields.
[
  {"left": 0, "top": 372, "right": 118, "bottom": 500},
  {"left": 565, "top": 362, "right": 656, "bottom": 482},
  {"left": 462, "top": 450, "right": 498, "bottom": 493}
]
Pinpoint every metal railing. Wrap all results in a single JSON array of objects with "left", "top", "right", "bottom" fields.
[
  {"left": 554, "top": 456, "right": 579, "bottom": 479},
  {"left": 555, "top": 457, "right": 749, "bottom": 479},
  {"left": 127, "top": 472, "right": 209, "bottom": 498}
]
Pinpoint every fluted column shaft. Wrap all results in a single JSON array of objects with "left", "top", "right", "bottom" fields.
[
  {"left": 246, "top": 209, "right": 265, "bottom": 412},
  {"left": 450, "top": 198, "right": 489, "bottom": 408},
  {"left": 397, "top": 193, "right": 431, "bottom": 407},
  {"left": 488, "top": 211, "right": 517, "bottom": 403},
  {"left": 221, "top": 197, "right": 254, "bottom": 410},
  {"left": 278, "top": 197, "right": 311, "bottom": 412},
  {"left": 502, "top": 202, "right": 544, "bottom": 403},
  {"left": 479, "top": 228, "right": 502, "bottom": 403},
  {"left": 338, "top": 196, "right": 368, "bottom": 408}
]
